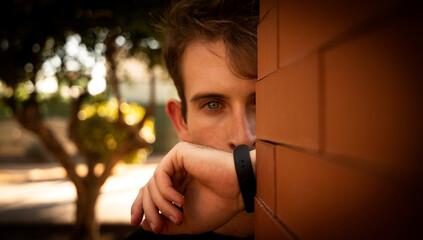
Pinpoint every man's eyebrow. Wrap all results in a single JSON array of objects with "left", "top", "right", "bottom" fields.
[{"left": 190, "top": 93, "right": 228, "bottom": 102}]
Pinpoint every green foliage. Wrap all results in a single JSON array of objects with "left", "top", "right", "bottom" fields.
[
  {"left": 13, "top": 82, "right": 31, "bottom": 102},
  {"left": 0, "top": 0, "right": 163, "bottom": 163},
  {"left": 0, "top": 104, "right": 12, "bottom": 119},
  {"left": 79, "top": 114, "right": 129, "bottom": 160},
  {"left": 0, "top": 0, "right": 166, "bottom": 105},
  {"left": 77, "top": 99, "right": 155, "bottom": 163}
]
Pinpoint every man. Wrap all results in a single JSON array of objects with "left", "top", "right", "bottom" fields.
[{"left": 130, "top": 0, "right": 258, "bottom": 238}]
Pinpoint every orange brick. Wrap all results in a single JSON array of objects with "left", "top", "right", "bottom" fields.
[
  {"left": 277, "top": 0, "right": 400, "bottom": 67},
  {"left": 260, "top": 0, "right": 275, "bottom": 20},
  {"left": 257, "top": 54, "right": 319, "bottom": 150},
  {"left": 258, "top": 4, "right": 278, "bottom": 80},
  {"left": 256, "top": 141, "right": 276, "bottom": 212},
  {"left": 322, "top": 14, "right": 423, "bottom": 178},
  {"left": 255, "top": 198, "right": 294, "bottom": 240},
  {"left": 274, "top": 145, "right": 418, "bottom": 239}
]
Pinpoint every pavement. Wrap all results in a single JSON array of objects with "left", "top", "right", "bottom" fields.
[{"left": 0, "top": 155, "right": 162, "bottom": 225}]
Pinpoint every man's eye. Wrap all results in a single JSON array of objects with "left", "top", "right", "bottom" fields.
[{"left": 205, "top": 101, "right": 221, "bottom": 110}]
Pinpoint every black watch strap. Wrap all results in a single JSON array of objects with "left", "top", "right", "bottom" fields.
[{"left": 234, "top": 144, "right": 256, "bottom": 212}]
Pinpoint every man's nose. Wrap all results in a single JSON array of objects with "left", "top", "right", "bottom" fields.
[{"left": 228, "top": 111, "right": 256, "bottom": 150}]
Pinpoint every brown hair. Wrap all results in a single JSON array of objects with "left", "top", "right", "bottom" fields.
[{"left": 160, "top": 0, "right": 259, "bottom": 120}]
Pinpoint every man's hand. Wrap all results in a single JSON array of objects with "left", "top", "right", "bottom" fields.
[{"left": 130, "top": 142, "right": 245, "bottom": 235}]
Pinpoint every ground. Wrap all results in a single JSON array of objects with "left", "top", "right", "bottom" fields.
[{"left": 0, "top": 155, "right": 161, "bottom": 240}]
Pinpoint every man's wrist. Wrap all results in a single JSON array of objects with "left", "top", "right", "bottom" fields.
[{"left": 234, "top": 145, "right": 256, "bottom": 213}]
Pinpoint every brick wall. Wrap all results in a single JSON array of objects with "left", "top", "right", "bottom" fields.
[{"left": 255, "top": 0, "right": 422, "bottom": 239}]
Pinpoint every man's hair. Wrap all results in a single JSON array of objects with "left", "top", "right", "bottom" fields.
[{"left": 160, "top": 0, "right": 259, "bottom": 121}]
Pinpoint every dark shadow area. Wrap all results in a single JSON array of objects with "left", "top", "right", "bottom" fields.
[
  {"left": 0, "top": 201, "right": 74, "bottom": 223},
  {"left": 0, "top": 223, "right": 136, "bottom": 240}
]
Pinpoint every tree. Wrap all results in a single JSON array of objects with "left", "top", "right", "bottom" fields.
[{"left": 0, "top": 0, "right": 166, "bottom": 239}]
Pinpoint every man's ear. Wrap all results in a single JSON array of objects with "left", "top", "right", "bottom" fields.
[{"left": 165, "top": 99, "right": 191, "bottom": 142}]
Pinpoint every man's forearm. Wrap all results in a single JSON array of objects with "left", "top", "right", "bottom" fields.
[
  {"left": 250, "top": 149, "right": 256, "bottom": 177},
  {"left": 214, "top": 212, "right": 254, "bottom": 238}
]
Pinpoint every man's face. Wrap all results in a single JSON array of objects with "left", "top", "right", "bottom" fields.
[{"left": 180, "top": 40, "right": 256, "bottom": 152}]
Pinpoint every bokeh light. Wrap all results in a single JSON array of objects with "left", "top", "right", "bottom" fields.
[
  {"left": 87, "top": 61, "right": 107, "bottom": 96},
  {"left": 35, "top": 76, "right": 59, "bottom": 94}
]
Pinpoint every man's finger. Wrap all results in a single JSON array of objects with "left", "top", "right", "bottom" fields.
[
  {"left": 155, "top": 153, "right": 185, "bottom": 207},
  {"left": 148, "top": 175, "right": 184, "bottom": 225},
  {"left": 142, "top": 186, "right": 164, "bottom": 234},
  {"left": 130, "top": 187, "right": 144, "bottom": 226}
]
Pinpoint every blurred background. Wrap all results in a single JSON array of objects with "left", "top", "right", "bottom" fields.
[{"left": 0, "top": 0, "right": 180, "bottom": 239}]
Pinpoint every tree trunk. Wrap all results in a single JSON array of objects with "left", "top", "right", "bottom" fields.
[{"left": 73, "top": 181, "right": 100, "bottom": 240}]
